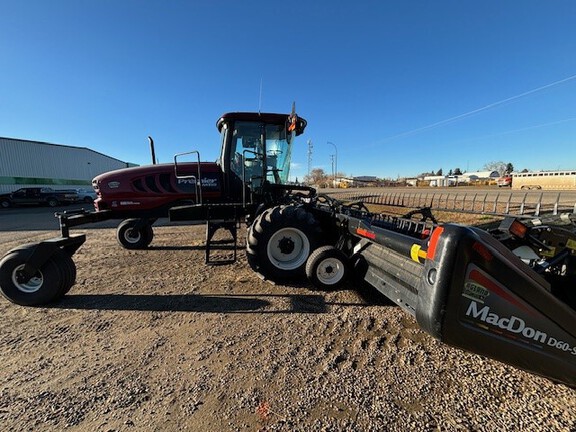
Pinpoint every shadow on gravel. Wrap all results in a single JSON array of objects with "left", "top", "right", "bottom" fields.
[
  {"left": 147, "top": 245, "right": 206, "bottom": 251},
  {"left": 353, "top": 282, "right": 398, "bottom": 307},
  {"left": 279, "top": 279, "right": 398, "bottom": 308},
  {"left": 48, "top": 293, "right": 329, "bottom": 314}
]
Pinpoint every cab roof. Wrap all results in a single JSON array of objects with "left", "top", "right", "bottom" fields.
[{"left": 216, "top": 112, "right": 307, "bottom": 136}]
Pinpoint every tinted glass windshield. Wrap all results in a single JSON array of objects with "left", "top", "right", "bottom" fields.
[
  {"left": 228, "top": 121, "right": 292, "bottom": 185},
  {"left": 265, "top": 123, "right": 291, "bottom": 184}
]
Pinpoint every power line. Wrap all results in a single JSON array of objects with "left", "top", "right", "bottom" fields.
[
  {"left": 453, "top": 117, "right": 576, "bottom": 144},
  {"left": 379, "top": 73, "right": 576, "bottom": 143}
]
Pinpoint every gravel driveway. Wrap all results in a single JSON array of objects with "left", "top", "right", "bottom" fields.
[{"left": 0, "top": 220, "right": 575, "bottom": 431}]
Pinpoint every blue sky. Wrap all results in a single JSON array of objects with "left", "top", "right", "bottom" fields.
[{"left": 1, "top": 1, "right": 575, "bottom": 180}]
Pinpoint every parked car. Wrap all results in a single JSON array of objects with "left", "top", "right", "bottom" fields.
[
  {"left": 0, "top": 187, "right": 79, "bottom": 208},
  {"left": 497, "top": 175, "right": 512, "bottom": 187},
  {"left": 74, "top": 188, "right": 97, "bottom": 203}
]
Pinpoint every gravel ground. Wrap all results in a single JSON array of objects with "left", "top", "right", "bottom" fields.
[{"left": 0, "top": 224, "right": 575, "bottom": 431}]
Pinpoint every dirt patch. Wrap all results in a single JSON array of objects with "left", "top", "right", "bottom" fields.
[{"left": 0, "top": 224, "right": 575, "bottom": 431}]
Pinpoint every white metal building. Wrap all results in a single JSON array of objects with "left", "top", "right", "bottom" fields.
[
  {"left": 0, "top": 137, "right": 134, "bottom": 193},
  {"left": 459, "top": 170, "right": 500, "bottom": 183}
]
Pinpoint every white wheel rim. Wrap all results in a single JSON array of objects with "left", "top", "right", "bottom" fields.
[
  {"left": 267, "top": 227, "right": 310, "bottom": 270},
  {"left": 12, "top": 264, "right": 43, "bottom": 293},
  {"left": 125, "top": 228, "right": 141, "bottom": 243},
  {"left": 316, "top": 257, "right": 345, "bottom": 285}
]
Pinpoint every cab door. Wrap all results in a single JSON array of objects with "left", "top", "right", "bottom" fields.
[
  {"left": 10, "top": 189, "right": 28, "bottom": 205},
  {"left": 223, "top": 120, "right": 265, "bottom": 202},
  {"left": 26, "top": 188, "right": 42, "bottom": 204}
]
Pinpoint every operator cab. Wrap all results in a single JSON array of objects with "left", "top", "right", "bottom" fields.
[{"left": 216, "top": 112, "right": 307, "bottom": 200}]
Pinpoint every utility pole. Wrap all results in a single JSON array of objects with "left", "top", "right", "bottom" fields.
[
  {"left": 330, "top": 154, "right": 335, "bottom": 187},
  {"left": 327, "top": 141, "right": 337, "bottom": 186}
]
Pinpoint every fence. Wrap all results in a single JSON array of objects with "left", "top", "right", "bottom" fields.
[{"left": 328, "top": 189, "right": 576, "bottom": 217}]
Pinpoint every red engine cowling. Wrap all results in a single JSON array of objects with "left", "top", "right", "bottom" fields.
[{"left": 92, "top": 162, "right": 223, "bottom": 215}]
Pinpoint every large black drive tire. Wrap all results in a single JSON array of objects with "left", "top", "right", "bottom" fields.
[
  {"left": 246, "top": 205, "right": 322, "bottom": 281},
  {"left": 116, "top": 218, "right": 154, "bottom": 249},
  {"left": 0, "top": 248, "right": 65, "bottom": 306},
  {"left": 306, "top": 246, "right": 349, "bottom": 290}
]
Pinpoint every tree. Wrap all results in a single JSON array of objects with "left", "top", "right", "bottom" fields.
[
  {"left": 436, "top": 168, "right": 443, "bottom": 176},
  {"left": 483, "top": 161, "right": 507, "bottom": 176},
  {"left": 505, "top": 163, "right": 514, "bottom": 174},
  {"left": 448, "top": 169, "right": 453, "bottom": 176},
  {"left": 453, "top": 167, "right": 462, "bottom": 175},
  {"left": 304, "top": 168, "right": 328, "bottom": 185}
]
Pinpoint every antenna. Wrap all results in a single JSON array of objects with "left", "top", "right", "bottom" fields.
[{"left": 258, "top": 78, "right": 263, "bottom": 114}]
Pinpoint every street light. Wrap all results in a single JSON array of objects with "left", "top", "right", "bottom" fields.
[
  {"left": 327, "top": 141, "right": 337, "bottom": 187},
  {"left": 329, "top": 154, "right": 335, "bottom": 187}
]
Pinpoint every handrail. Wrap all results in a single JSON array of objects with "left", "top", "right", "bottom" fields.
[
  {"left": 241, "top": 149, "right": 264, "bottom": 207},
  {"left": 173, "top": 151, "right": 202, "bottom": 205}
]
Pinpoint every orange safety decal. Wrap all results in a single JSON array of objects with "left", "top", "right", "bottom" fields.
[
  {"left": 427, "top": 227, "right": 444, "bottom": 260},
  {"left": 356, "top": 228, "right": 376, "bottom": 240}
]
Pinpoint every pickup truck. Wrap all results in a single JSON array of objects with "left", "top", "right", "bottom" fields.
[{"left": 0, "top": 187, "right": 79, "bottom": 208}]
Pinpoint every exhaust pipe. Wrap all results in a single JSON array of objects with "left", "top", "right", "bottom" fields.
[{"left": 148, "top": 136, "right": 156, "bottom": 164}]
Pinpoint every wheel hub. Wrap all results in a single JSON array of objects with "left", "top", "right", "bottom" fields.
[
  {"left": 126, "top": 228, "right": 141, "bottom": 242},
  {"left": 316, "top": 257, "right": 345, "bottom": 285},
  {"left": 12, "top": 265, "right": 43, "bottom": 293},
  {"left": 278, "top": 236, "right": 295, "bottom": 255},
  {"left": 266, "top": 227, "right": 311, "bottom": 271},
  {"left": 15, "top": 269, "right": 29, "bottom": 284}
]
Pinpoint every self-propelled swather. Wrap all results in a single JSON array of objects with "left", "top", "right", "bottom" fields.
[{"left": 1, "top": 108, "right": 575, "bottom": 388}]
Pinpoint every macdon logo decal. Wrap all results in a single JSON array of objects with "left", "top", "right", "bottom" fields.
[
  {"left": 466, "top": 301, "right": 576, "bottom": 355},
  {"left": 120, "top": 201, "right": 141, "bottom": 206}
]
